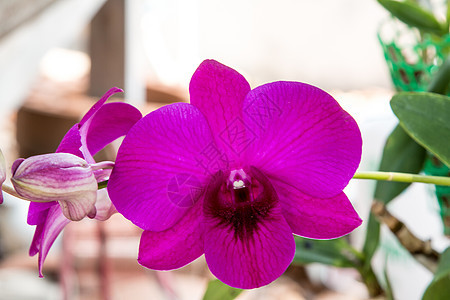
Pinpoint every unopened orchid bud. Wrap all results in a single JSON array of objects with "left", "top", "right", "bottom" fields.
[
  {"left": 11, "top": 153, "right": 98, "bottom": 221},
  {"left": 0, "top": 149, "right": 6, "bottom": 204}
]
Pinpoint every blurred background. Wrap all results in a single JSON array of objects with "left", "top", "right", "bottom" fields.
[{"left": 0, "top": 0, "right": 447, "bottom": 299}]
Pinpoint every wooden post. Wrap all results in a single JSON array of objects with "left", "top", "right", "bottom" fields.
[{"left": 89, "top": 0, "right": 125, "bottom": 97}]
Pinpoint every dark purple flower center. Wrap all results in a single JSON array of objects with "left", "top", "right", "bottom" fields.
[{"left": 204, "top": 167, "right": 277, "bottom": 239}]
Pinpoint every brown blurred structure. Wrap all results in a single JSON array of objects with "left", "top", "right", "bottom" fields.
[
  {"left": 89, "top": 0, "right": 125, "bottom": 98},
  {"left": 2, "top": 1, "right": 191, "bottom": 299}
]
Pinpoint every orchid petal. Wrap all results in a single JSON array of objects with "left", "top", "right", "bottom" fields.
[
  {"left": 27, "top": 202, "right": 57, "bottom": 225},
  {"left": 272, "top": 178, "right": 362, "bottom": 239},
  {"left": 29, "top": 205, "right": 70, "bottom": 277},
  {"left": 108, "top": 103, "right": 220, "bottom": 231},
  {"left": 58, "top": 192, "right": 97, "bottom": 221},
  {"left": 56, "top": 124, "right": 83, "bottom": 156},
  {"left": 79, "top": 87, "right": 123, "bottom": 125},
  {"left": 203, "top": 167, "right": 295, "bottom": 289},
  {"left": 138, "top": 201, "right": 204, "bottom": 270},
  {"left": 11, "top": 158, "right": 25, "bottom": 175},
  {"left": 243, "top": 81, "right": 362, "bottom": 198},
  {"left": 0, "top": 150, "right": 6, "bottom": 204},
  {"left": 93, "top": 189, "right": 117, "bottom": 221},
  {"left": 80, "top": 102, "right": 142, "bottom": 162},
  {"left": 190, "top": 60, "right": 251, "bottom": 167},
  {"left": 57, "top": 89, "right": 142, "bottom": 164},
  {"left": 12, "top": 153, "right": 98, "bottom": 221}
]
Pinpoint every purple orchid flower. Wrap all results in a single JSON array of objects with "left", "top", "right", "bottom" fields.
[
  {"left": 26, "top": 87, "right": 142, "bottom": 277},
  {"left": 108, "top": 60, "right": 363, "bottom": 289},
  {"left": 0, "top": 149, "right": 6, "bottom": 204}
]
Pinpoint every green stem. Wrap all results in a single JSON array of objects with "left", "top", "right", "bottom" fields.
[
  {"left": 1, "top": 185, "right": 30, "bottom": 201},
  {"left": 353, "top": 171, "right": 450, "bottom": 186},
  {"left": 340, "top": 239, "right": 384, "bottom": 297},
  {"left": 99, "top": 171, "right": 450, "bottom": 190},
  {"left": 9, "top": 172, "right": 449, "bottom": 195},
  {"left": 98, "top": 180, "right": 108, "bottom": 190},
  {"left": 357, "top": 263, "right": 384, "bottom": 298}
]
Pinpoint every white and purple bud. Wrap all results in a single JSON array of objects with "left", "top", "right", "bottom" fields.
[
  {"left": 11, "top": 153, "right": 98, "bottom": 221},
  {"left": 0, "top": 149, "right": 6, "bottom": 204}
]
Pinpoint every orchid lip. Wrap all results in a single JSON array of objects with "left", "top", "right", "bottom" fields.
[{"left": 204, "top": 166, "right": 277, "bottom": 239}]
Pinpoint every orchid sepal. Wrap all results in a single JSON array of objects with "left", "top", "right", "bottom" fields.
[
  {"left": 11, "top": 153, "right": 98, "bottom": 221},
  {"left": 0, "top": 149, "right": 6, "bottom": 204}
]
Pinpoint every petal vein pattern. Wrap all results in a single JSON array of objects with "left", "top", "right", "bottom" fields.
[
  {"left": 108, "top": 103, "right": 221, "bottom": 231},
  {"left": 243, "top": 82, "right": 362, "bottom": 198},
  {"left": 190, "top": 59, "right": 251, "bottom": 166}
]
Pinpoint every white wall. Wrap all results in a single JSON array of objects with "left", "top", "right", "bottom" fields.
[
  {"left": 142, "top": 0, "right": 392, "bottom": 91},
  {"left": 0, "top": 0, "right": 106, "bottom": 114}
]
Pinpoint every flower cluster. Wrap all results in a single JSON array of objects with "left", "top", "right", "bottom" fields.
[
  {"left": 3, "top": 88, "right": 141, "bottom": 276},
  {"left": 0, "top": 60, "right": 362, "bottom": 288}
]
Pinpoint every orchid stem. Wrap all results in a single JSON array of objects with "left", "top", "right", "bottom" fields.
[
  {"left": 7, "top": 172, "right": 450, "bottom": 196},
  {"left": 353, "top": 171, "right": 450, "bottom": 186},
  {"left": 98, "top": 180, "right": 108, "bottom": 190},
  {"left": 96, "top": 171, "right": 450, "bottom": 191},
  {"left": 1, "top": 185, "right": 30, "bottom": 201}
]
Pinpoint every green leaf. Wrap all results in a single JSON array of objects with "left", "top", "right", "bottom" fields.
[
  {"left": 292, "top": 236, "right": 359, "bottom": 268},
  {"left": 202, "top": 279, "right": 243, "bottom": 300},
  {"left": 447, "top": 0, "right": 450, "bottom": 31},
  {"left": 368, "top": 124, "right": 426, "bottom": 267},
  {"left": 362, "top": 212, "right": 381, "bottom": 266},
  {"left": 427, "top": 57, "right": 450, "bottom": 95},
  {"left": 384, "top": 259, "right": 395, "bottom": 300},
  {"left": 391, "top": 92, "right": 450, "bottom": 167},
  {"left": 374, "top": 124, "right": 426, "bottom": 203},
  {"left": 423, "top": 247, "right": 450, "bottom": 300},
  {"left": 377, "top": 0, "right": 446, "bottom": 35},
  {"left": 435, "top": 248, "right": 450, "bottom": 278}
]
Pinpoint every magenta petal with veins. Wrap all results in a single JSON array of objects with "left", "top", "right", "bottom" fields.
[{"left": 0, "top": 150, "right": 6, "bottom": 204}]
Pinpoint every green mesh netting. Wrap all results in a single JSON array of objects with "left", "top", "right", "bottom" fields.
[
  {"left": 378, "top": 19, "right": 450, "bottom": 92},
  {"left": 378, "top": 19, "right": 450, "bottom": 235}
]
